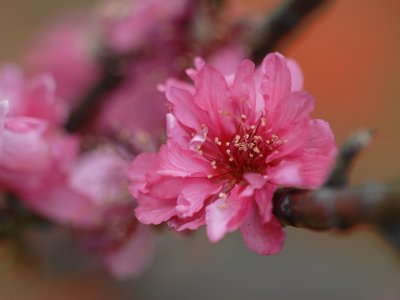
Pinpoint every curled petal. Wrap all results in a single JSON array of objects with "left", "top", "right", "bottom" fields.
[
  {"left": 176, "top": 178, "right": 222, "bottom": 218},
  {"left": 206, "top": 186, "right": 253, "bottom": 242}
]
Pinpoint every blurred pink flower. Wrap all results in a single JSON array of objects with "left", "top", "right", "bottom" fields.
[
  {"left": 0, "top": 65, "right": 67, "bottom": 124},
  {"left": 101, "top": 0, "right": 189, "bottom": 53},
  {"left": 25, "top": 16, "right": 101, "bottom": 106},
  {"left": 66, "top": 148, "right": 153, "bottom": 278},
  {"left": 0, "top": 67, "right": 79, "bottom": 200},
  {"left": 129, "top": 52, "right": 337, "bottom": 255},
  {"left": 0, "top": 66, "right": 99, "bottom": 228}
]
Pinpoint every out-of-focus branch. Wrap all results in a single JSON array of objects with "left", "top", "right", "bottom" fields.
[
  {"left": 324, "top": 129, "right": 375, "bottom": 188},
  {"left": 273, "top": 130, "right": 400, "bottom": 252},
  {"left": 0, "top": 193, "right": 48, "bottom": 240},
  {"left": 65, "top": 52, "right": 131, "bottom": 133},
  {"left": 250, "top": 0, "right": 332, "bottom": 64}
]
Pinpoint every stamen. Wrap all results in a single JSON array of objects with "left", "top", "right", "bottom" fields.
[
  {"left": 219, "top": 192, "right": 227, "bottom": 199},
  {"left": 261, "top": 117, "right": 266, "bottom": 127}
]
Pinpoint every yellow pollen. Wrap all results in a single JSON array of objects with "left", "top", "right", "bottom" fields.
[
  {"left": 219, "top": 192, "right": 227, "bottom": 199},
  {"left": 261, "top": 117, "right": 266, "bottom": 126},
  {"left": 214, "top": 137, "right": 222, "bottom": 145},
  {"left": 207, "top": 174, "right": 213, "bottom": 179},
  {"left": 241, "top": 114, "right": 247, "bottom": 119}
]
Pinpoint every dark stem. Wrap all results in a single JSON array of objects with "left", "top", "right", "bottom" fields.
[
  {"left": 273, "top": 186, "right": 400, "bottom": 251},
  {"left": 0, "top": 193, "right": 48, "bottom": 240},
  {"left": 250, "top": 0, "right": 331, "bottom": 64},
  {"left": 324, "top": 129, "right": 375, "bottom": 187},
  {"left": 272, "top": 130, "right": 400, "bottom": 253},
  {"left": 65, "top": 52, "right": 130, "bottom": 133}
]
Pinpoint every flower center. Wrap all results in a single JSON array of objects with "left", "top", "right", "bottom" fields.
[{"left": 195, "top": 115, "right": 286, "bottom": 183}]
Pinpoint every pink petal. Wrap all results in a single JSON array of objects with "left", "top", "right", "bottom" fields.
[
  {"left": 240, "top": 203, "right": 285, "bottom": 255},
  {"left": 268, "top": 119, "right": 337, "bottom": 189},
  {"left": 22, "top": 74, "right": 67, "bottom": 124},
  {"left": 176, "top": 178, "right": 222, "bottom": 218},
  {"left": 287, "top": 58, "right": 304, "bottom": 91},
  {"left": 0, "top": 100, "right": 9, "bottom": 118},
  {"left": 166, "top": 113, "right": 190, "bottom": 148},
  {"left": 0, "top": 65, "right": 24, "bottom": 113},
  {"left": 261, "top": 52, "right": 292, "bottom": 113},
  {"left": 1, "top": 118, "right": 52, "bottom": 172},
  {"left": 135, "top": 194, "right": 176, "bottom": 225},
  {"left": 230, "top": 60, "right": 257, "bottom": 120},
  {"left": 268, "top": 91, "right": 314, "bottom": 132},
  {"left": 168, "top": 209, "right": 206, "bottom": 231},
  {"left": 244, "top": 172, "right": 267, "bottom": 189},
  {"left": 158, "top": 142, "right": 211, "bottom": 177},
  {"left": 70, "top": 149, "right": 129, "bottom": 205},
  {"left": 25, "top": 186, "right": 101, "bottom": 228},
  {"left": 291, "top": 119, "right": 337, "bottom": 188},
  {"left": 267, "top": 159, "right": 304, "bottom": 187},
  {"left": 164, "top": 79, "right": 207, "bottom": 132},
  {"left": 244, "top": 173, "right": 275, "bottom": 223},
  {"left": 254, "top": 184, "right": 276, "bottom": 223},
  {"left": 206, "top": 186, "right": 252, "bottom": 242},
  {"left": 194, "top": 65, "right": 235, "bottom": 135},
  {"left": 101, "top": 224, "right": 153, "bottom": 279},
  {"left": 128, "top": 153, "right": 159, "bottom": 197}
]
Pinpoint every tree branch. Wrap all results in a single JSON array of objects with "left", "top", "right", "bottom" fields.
[
  {"left": 272, "top": 130, "right": 400, "bottom": 253},
  {"left": 250, "top": 0, "right": 332, "bottom": 64},
  {"left": 65, "top": 51, "right": 131, "bottom": 133}
]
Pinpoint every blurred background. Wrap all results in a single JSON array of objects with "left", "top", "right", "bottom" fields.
[{"left": 1, "top": 0, "right": 399, "bottom": 299}]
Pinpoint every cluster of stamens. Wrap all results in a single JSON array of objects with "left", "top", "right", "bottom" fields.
[{"left": 194, "top": 114, "right": 287, "bottom": 182}]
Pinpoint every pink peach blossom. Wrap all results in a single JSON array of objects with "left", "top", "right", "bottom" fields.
[
  {"left": 129, "top": 52, "right": 337, "bottom": 255},
  {"left": 0, "top": 68, "right": 93, "bottom": 227},
  {"left": 25, "top": 16, "right": 101, "bottom": 106},
  {"left": 0, "top": 65, "right": 67, "bottom": 124},
  {"left": 66, "top": 148, "right": 153, "bottom": 278}
]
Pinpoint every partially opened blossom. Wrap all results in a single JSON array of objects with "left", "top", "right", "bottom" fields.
[{"left": 129, "top": 52, "right": 337, "bottom": 254}]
